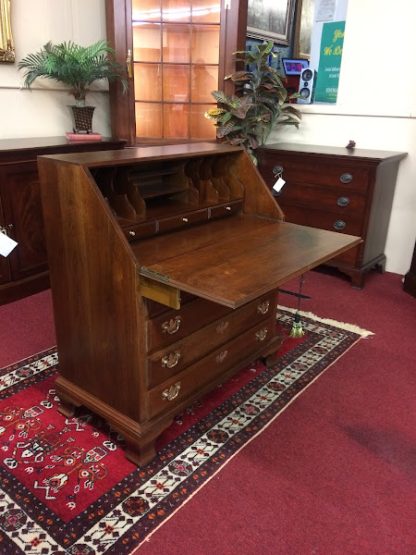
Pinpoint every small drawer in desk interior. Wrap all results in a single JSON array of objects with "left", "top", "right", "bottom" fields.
[{"left": 158, "top": 208, "right": 209, "bottom": 233}]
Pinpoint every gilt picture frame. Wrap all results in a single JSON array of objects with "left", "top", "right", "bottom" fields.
[
  {"left": 0, "top": 0, "right": 15, "bottom": 63},
  {"left": 247, "top": 0, "right": 294, "bottom": 45}
]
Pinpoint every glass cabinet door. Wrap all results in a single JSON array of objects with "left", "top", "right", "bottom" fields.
[{"left": 106, "top": 0, "right": 247, "bottom": 144}]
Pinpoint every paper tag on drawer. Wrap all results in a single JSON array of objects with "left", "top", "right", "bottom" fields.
[
  {"left": 272, "top": 177, "right": 286, "bottom": 193},
  {"left": 0, "top": 232, "right": 17, "bottom": 257}
]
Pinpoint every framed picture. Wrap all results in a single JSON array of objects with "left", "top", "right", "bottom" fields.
[
  {"left": 247, "top": 0, "right": 294, "bottom": 45},
  {"left": 293, "top": 0, "right": 315, "bottom": 59}
]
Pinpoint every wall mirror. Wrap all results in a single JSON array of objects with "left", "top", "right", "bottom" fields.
[{"left": 0, "top": 0, "right": 15, "bottom": 63}]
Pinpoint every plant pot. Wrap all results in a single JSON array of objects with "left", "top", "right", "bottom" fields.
[{"left": 70, "top": 105, "right": 95, "bottom": 134}]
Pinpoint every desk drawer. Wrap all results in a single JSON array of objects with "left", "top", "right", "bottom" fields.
[
  {"left": 147, "top": 297, "right": 231, "bottom": 352},
  {"left": 147, "top": 317, "right": 275, "bottom": 419},
  {"left": 147, "top": 292, "right": 275, "bottom": 387},
  {"left": 158, "top": 208, "right": 208, "bottom": 233}
]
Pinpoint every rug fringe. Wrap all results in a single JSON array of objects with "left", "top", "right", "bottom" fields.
[{"left": 278, "top": 305, "right": 374, "bottom": 338}]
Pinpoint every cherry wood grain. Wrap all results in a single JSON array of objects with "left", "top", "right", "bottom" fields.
[
  {"left": 139, "top": 217, "right": 361, "bottom": 308},
  {"left": 38, "top": 142, "right": 360, "bottom": 465}
]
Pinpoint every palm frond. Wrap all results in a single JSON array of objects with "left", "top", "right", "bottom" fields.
[{"left": 18, "top": 40, "right": 127, "bottom": 101}]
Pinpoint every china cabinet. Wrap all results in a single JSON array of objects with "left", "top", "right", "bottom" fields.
[{"left": 105, "top": 0, "right": 248, "bottom": 144}]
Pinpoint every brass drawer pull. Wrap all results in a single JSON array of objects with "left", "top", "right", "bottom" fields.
[
  {"left": 161, "top": 351, "right": 181, "bottom": 368},
  {"left": 128, "top": 230, "right": 136, "bottom": 237},
  {"left": 255, "top": 328, "right": 268, "bottom": 341},
  {"left": 225, "top": 206, "right": 232, "bottom": 211},
  {"left": 215, "top": 320, "right": 229, "bottom": 334},
  {"left": 161, "top": 316, "right": 182, "bottom": 335},
  {"left": 337, "top": 196, "right": 350, "bottom": 207},
  {"left": 333, "top": 219, "right": 346, "bottom": 231},
  {"left": 215, "top": 350, "right": 228, "bottom": 363},
  {"left": 162, "top": 382, "right": 181, "bottom": 401},
  {"left": 182, "top": 217, "right": 189, "bottom": 223},
  {"left": 339, "top": 173, "right": 353, "bottom": 184},
  {"left": 257, "top": 300, "right": 270, "bottom": 315}
]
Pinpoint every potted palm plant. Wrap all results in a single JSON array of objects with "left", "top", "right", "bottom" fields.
[
  {"left": 18, "top": 40, "right": 127, "bottom": 134},
  {"left": 205, "top": 41, "right": 301, "bottom": 161}
]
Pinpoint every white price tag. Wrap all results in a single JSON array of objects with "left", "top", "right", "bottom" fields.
[
  {"left": 0, "top": 231, "right": 17, "bottom": 257},
  {"left": 272, "top": 177, "right": 286, "bottom": 193}
]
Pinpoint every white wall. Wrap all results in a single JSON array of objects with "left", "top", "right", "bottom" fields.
[
  {"left": 0, "top": 0, "right": 415, "bottom": 274},
  {"left": 0, "top": 0, "right": 111, "bottom": 138},
  {"left": 270, "top": 0, "right": 416, "bottom": 275}
]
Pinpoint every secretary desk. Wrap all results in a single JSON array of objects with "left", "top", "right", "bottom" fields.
[{"left": 38, "top": 142, "right": 360, "bottom": 465}]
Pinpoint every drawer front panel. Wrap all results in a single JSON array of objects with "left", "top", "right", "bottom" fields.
[
  {"left": 158, "top": 208, "right": 208, "bottom": 233},
  {"left": 147, "top": 292, "right": 276, "bottom": 387},
  {"left": 209, "top": 200, "right": 243, "bottom": 220},
  {"left": 276, "top": 184, "right": 366, "bottom": 216},
  {"left": 259, "top": 155, "right": 370, "bottom": 192},
  {"left": 282, "top": 205, "right": 363, "bottom": 237},
  {"left": 147, "top": 296, "right": 232, "bottom": 352},
  {"left": 147, "top": 317, "right": 275, "bottom": 419},
  {"left": 122, "top": 220, "right": 157, "bottom": 241}
]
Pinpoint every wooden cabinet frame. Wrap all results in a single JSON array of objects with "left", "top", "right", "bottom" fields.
[{"left": 105, "top": 0, "right": 248, "bottom": 144}]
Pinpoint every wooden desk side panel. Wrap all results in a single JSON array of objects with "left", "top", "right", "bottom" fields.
[
  {"left": 236, "top": 150, "right": 284, "bottom": 220},
  {"left": 38, "top": 159, "right": 147, "bottom": 423}
]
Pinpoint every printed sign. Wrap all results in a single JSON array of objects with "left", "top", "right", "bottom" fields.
[{"left": 314, "top": 21, "right": 345, "bottom": 103}]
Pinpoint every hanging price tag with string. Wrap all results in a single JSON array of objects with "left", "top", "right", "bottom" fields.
[
  {"left": 0, "top": 228, "right": 17, "bottom": 257},
  {"left": 272, "top": 165, "right": 286, "bottom": 194}
]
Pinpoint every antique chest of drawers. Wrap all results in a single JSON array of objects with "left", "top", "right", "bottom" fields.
[
  {"left": 257, "top": 143, "right": 407, "bottom": 287},
  {"left": 38, "top": 142, "right": 360, "bottom": 465}
]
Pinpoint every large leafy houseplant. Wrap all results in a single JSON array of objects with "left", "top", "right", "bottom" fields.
[
  {"left": 205, "top": 41, "right": 301, "bottom": 158},
  {"left": 18, "top": 40, "right": 127, "bottom": 133}
]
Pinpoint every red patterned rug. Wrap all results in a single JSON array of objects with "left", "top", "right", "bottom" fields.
[{"left": 0, "top": 309, "right": 371, "bottom": 554}]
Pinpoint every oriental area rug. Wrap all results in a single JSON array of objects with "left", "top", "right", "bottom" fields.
[{"left": 0, "top": 308, "right": 372, "bottom": 554}]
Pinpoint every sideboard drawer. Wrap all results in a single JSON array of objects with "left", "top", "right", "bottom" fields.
[
  {"left": 147, "top": 317, "right": 275, "bottom": 419},
  {"left": 260, "top": 155, "right": 370, "bottom": 193},
  {"left": 277, "top": 184, "right": 366, "bottom": 216},
  {"left": 282, "top": 205, "right": 363, "bottom": 236},
  {"left": 147, "top": 291, "right": 276, "bottom": 386}
]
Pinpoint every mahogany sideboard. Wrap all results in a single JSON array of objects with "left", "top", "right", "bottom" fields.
[
  {"left": 0, "top": 136, "right": 125, "bottom": 305},
  {"left": 38, "top": 142, "right": 360, "bottom": 465},
  {"left": 257, "top": 143, "right": 407, "bottom": 288}
]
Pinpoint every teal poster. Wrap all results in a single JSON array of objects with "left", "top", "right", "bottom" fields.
[{"left": 314, "top": 21, "right": 345, "bottom": 103}]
